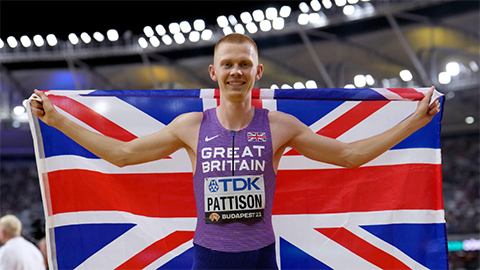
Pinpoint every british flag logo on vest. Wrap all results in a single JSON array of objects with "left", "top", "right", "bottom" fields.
[{"left": 247, "top": 132, "right": 266, "bottom": 142}]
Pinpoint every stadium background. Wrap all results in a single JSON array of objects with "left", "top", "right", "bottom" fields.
[{"left": 0, "top": 1, "right": 478, "bottom": 268}]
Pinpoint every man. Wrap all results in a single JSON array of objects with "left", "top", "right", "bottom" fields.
[
  {"left": 30, "top": 33, "right": 441, "bottom": 269},
  {"left": 0, "top": 215, "right": 46, "bottom": 270}
]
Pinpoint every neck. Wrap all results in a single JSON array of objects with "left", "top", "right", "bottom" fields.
[{"left": 216, "top": 99, "right": 255, "bottom": 131}]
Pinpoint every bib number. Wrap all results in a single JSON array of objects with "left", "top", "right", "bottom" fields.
[{"left": 204, "top": 175, "right": 265, "bottom": 224}]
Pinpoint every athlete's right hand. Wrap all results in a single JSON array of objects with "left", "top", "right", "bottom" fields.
[{"left": 30, "top": 89, "right": 60, "bottom": 127}]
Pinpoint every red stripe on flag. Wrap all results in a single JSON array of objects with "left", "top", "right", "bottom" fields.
[
  {"left": 273, "top": 164, "right": 443, "bottom": 215},
  {"left": 46, "top": 170, "right": 197, "bottom": 217},
  {"left": 386, "top": 88, "right": 424, "bottom": 100},
  {"left": 115, "top": 231, "right": 194, "bottom": 270},
  {"left": 212, "top": 89, "right": 263, "bottom": 107},
  {"left": 252, "top": 88, "right": 261, "bottom": 99},
  {"left": 49, "top": 95, "right": 137, "bottom": 142},
  {"left": 315, "top": 227, "right": 411, "bottom": 269},
  {"left": 285, "top": 100, "right": 390, "bottom": 156}
]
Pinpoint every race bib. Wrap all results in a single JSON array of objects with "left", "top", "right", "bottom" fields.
[{"left": 204, "top": 175, "right": 265, "bottom": 223}]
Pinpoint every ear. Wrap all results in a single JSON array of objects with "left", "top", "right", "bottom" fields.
[
  {"left": 255, "top": 64, "right": 264, "bottom": 81},
  {"left": 209, "top": 65, "right": 218, "bottom": 81}
]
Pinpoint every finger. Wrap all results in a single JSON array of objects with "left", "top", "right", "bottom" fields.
[
  {"left": 34, "top": 89, "right": 46, "bottom": 99},
  {"left": 31, "top": 106, "right": 45, "bottom": 117},
  {"left": 424, "top": 86, "right": 435, "bottom": 101}
]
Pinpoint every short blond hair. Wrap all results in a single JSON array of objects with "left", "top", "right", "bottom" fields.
[
  {"left": 214, "top": 33, "right": 258, "bottom": 56},
  {"left": 0, "top": 215, "right": 22, "bottom": 238}
]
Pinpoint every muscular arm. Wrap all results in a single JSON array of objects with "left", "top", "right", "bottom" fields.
[
  {"left": 30, "top": 90, "right": 201, "bottom": 167},
  {"left": 271, "top": 86, "right": 441, "bottom": 169}
]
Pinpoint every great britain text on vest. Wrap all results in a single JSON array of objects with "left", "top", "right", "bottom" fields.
[{"left": 201, "top": 145, "right": 266, "bottom": 173}]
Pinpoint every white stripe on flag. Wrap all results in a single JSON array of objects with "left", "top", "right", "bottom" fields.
[
  {"left": 279, "top": 148, "right": 441, "bottom": 170},
  {"left": 70, "top": 96, "right": 166, "bottom": 137},
  {"left": 338, "top": 101, "right": 418, "bottom": 143},
  {"left": 199, "top": 88, "right": 216, "bottom": 99},
  {"left": 44, "top": 149, "right": 193, "bottom": 174}
]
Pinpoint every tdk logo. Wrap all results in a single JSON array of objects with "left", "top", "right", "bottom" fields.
[{"left": 209, "top": 177, "right": 261, "bottom": 193}]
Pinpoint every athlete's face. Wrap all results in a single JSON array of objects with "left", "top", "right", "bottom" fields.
[{"left": 209, "top": 42, "right": 263, "bottom": 102}]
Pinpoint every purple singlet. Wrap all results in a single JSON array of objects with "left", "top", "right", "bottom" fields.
[{"left": 193, "top": 107, "right": 277, "bottom": 252}]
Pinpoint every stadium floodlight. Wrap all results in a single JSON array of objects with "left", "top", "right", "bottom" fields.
[
  {"left": 0, "top": 38, "right": 4, "bottom": 49},
  {"left": 20, "top": 35, "right": 32, "bottom": 48},
  {"left": 144, "top": 26, "right": 154, "bottom": 37},
  {"left": 299, "top": 2, "right": 310, "bottom": 13},
  {"left": 297, "top": 13, "right": 309, "bottom": 25},
  {"left": 80, "top": 32, "right": 91, "bottom": 44},
  {"left": 13, "top": 105, "right": 26, "bottom": 116},
  {"left": 281, "top": 84, "right": 293, "bottom": 89},
  {"left": 228, "top": 15, "right": 238, "bottom": 26},
  {"left": 270, "top": 84, "right": 279, "bottom": 89},
  {"left": 465, "top": 116, "right": 475, "bottom": 124},
  {"left": 162, "top": 35, "right": 173, "bottom": 45},
  {"left": 174, "top": 33, "right": 185, "bottom": 44},
  {"left": 93, "top": 32, "right": 104, "bottom": 42},
  {"left": 149, "top": 36, "right": 160, "bottom": 47},
  {"left": 344, "top": 84, "right": 355, "bottom": 88},
  {"left": 343, "top": 5, "right": 355, "bottom": 15},
  {"left": 259, "top": 20, "right": 271, "bottom": 32},
  {"left": 138, "top": 37, "right": 148, "bottom": 49},
  {"left": 107, "top": 29, "right": 119, "bottom": 41},
  {"left": 246, "top": 22, "right": 258, "bottom": 34},
  {"left": 309, "top": 13, "right": 321, "bottom": 23},
  {"left": 234, "top": 24, "right": 245, "bottom": 34},
  {"left": 68, "top": 33, "right": 79, "bottom": 45},
  {"left": 446, "top": 62, "right": 460, "bottom": 76},
  {"left": 265, "top": 7, "right": 278, "bottom": 20},
  {"left": 335, "top": 0, "right": 347, "bottom": 7},
  {"left": 272, "top": 18, "right": 285, "bottom": 30},
  {"left": 201, "top": 29, "right": 213, "bottom": 40},
  {"left": 354, "top": 74, "right": 366, "bottom": 87},
  {"left": 470, "top": 61, "right": 479, "bottom": 72},
  {"left": 294, "top": 82, "right": 306, "bottom": 89},
  {"left": 217, "top": 15, "right": 229, "bottom": 28},
  {"left": 310, "top": 0, "right": 321, "bottom": 11},
  {"left": 438, "top": 72, "right": 451, "bottom": 84},
  {"left": 348, "top": 0, "right": 359, "bottom": 4},
  {"left": 223, "top": 26, "right": 233, "bottom": 35},
  {"left": 279, "top": 6, "right": 292, "bottom": 18},
  {"left": 189, "top": 31, "right": 200, "bottom": 42},
  {"left": 399, "top": 69, "right": 413, "bottom": 82},
  {"left": 252, "top": 10, "right": 265, "bottom": 22},
  {"left": 155, "top": 24, "right": 166, "bottom": 36},
  {"left": 169, "top": 23, "right": 180, "bottom": 34},
  {"left": 180, "top": 21, "right": 192, "bottom": 33},
  {"left": 240, "top": 12, "right": 253, "bottom": 24},
  {"left": 46, "top": 34, "right": 57, "bottom": 46},
  {"left": 7, "top": 36, "right": 18, "bottom": 48},
  {"left": 365, "top": 74, "right": 375, "bottom": 86},
  {"left": 193, "top": 19, "right": 205, "bottom": 31},
  {"left": 322, "top": 0, "right": 333, "bottom": 9},
  {"left": 306, "top": 80, "right": 317, "bottom": 88}
]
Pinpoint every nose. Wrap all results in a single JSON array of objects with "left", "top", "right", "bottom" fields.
[{"left": 230, "top": 64, "right": 243, "bottom": 76}]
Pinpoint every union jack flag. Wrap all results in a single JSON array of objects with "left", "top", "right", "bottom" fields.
[
  {"left": 25, "top": 88, "right": 447, "bottom": 269},
  {"left": 247, "top": 132, "right": 267, "bottom": 142}
]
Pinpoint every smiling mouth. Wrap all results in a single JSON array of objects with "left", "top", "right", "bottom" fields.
[{"left": 227, "top": 82, "right": 245, "bottom": 86}]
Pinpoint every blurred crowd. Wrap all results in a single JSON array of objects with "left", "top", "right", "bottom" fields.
[{"left": 0, "top": 134, "right": 478, "bottom": 268}]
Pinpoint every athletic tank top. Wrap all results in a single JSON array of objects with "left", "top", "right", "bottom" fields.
[{"left": 193, "top": 107, "right": 276, "bottom": 252}]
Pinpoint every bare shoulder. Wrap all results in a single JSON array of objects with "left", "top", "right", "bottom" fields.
[
  {"left": 172, "top": 111, "right": 203, "bottom": 128},
  {"left": 268, "top": 110, "right": 309, "bottom": 151},
  {"left": 268, "top": 110, "right": 305, "bottom": 130},
  {"left": 166, "top": 111, "right": 203, "bottom": 150}
]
